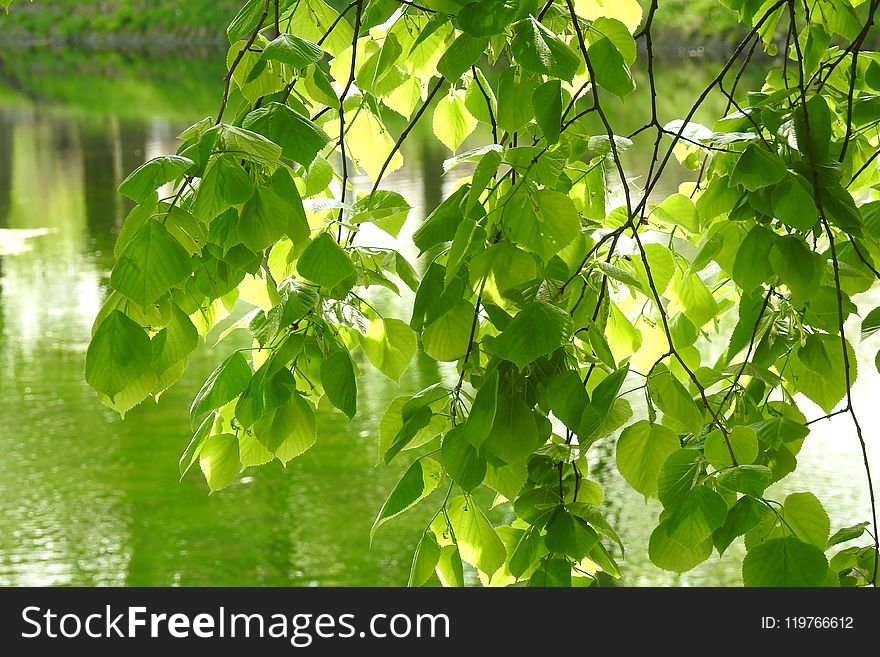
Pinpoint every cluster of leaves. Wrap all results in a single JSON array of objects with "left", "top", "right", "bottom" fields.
[{"left": 80, "top": 0, "right": 880, "bottom": 587}]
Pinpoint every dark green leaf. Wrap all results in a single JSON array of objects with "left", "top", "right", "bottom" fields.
[
  {"left": 457, "top": 0, "right": 518, "bottom": 37},
  {"left": 190, "top": 351, "right": 252, "bottom": 420},
  {"left": 493, "top": 301, "right": 573, "bottom": 370},
  {"left": 408, "top": 531, "right": 441, "bottom": 587},
  {"left": 372, "top": 458, "right": 443, "bottom": 540},
  {"left": 465, "top": 368, "right": 498, "bottom": 447},
  {"left": 587, "top": 36, "right": 635, "bottom": 97},
  {"left": 544, "top": 507, "right": 599, "bottom": 560},
  {"left": 730, "top": 144, "right": 787, "bottom": 191},
  {"left": 511, "top": 17, "right": 580, "bottom": 81},
  {"left": 442, "top": 425, "right": 487, "bottom": 491}
]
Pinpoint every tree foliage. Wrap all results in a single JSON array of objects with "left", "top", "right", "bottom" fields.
[{"left": 72, "top": 0, "right": 880, "bottom": 586}]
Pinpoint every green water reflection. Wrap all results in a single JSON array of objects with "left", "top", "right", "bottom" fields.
[{"left": 0, "top": 46, "right": 877, "bottom": 587}]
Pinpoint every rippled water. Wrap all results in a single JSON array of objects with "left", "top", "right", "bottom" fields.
[{"left": 0, "top": 46, "right": 877, "bottom": 586}]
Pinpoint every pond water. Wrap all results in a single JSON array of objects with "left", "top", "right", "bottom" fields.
[{"left": 0, "top": 46, "right": 877, "bottom": 587}]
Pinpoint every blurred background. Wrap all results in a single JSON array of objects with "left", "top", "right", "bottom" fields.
[{"left": 0, "top": 1, "right": 877, "bottom": 587}]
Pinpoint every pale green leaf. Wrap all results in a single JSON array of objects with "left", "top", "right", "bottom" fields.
[
  {"left": 360, "top": 318, "right": 417, "bottom": 381},
  {"left": 616, "top": 420, "right": 680, "bottom": 498}
]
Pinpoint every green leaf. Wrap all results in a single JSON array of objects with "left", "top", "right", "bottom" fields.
[
  {"left": 548, "top": 370, "right": 589, "bottom": 431},
  {"left": 253, "top": 392, "right": 317, "bottom": 463},
  {"left": 544, "top": 507, "right": 600, "bottom": 560},
  {"left": 511, "top": 17, "right": 580, "bottom": 81},
  {"left": 238, "top": 186, "right": 292, "bottom": 252},
  {"left": 437, "top": 33, "right": 488, "bottom": 81},
  {"left": 827, "top": 522, "right": 869, "bottom": 548},
  {"left": 242, "top": 102, "right": 330, "bottom": 166},
  {"left": 861, "top": 306, "right": 880, "bottom": 341},
  {"left": 589, "top": 17, "right": 637, "bottom": 64},
  {"left": 433, "top": 90, "right": 477, "bottom": 152},
  {"left": 742, "top": 536, "right": 829, "bottom": 586},
  {"left": 616, "top": 420, "right": 680, "bottom": 498},
  {"left": 190, "top": 352, "right": 252, "bottom": 420},
  {"left": 408, "top": 531, "right": 441, "bottom": 587},
  {"left": 587, "top": 36, "right": 635, "bottom": 97},
  {"left": 790, "top": 333, "right": 856, "bottom": 413},
  {"left": 413, "top": 185, "right": 469, "bottom": 253},
  {"left": 465, "top": 368, "right": 498, "bottom": 448},
  {"left": 219, "top": 124, "right": 282, "bottom": 163},
  {"left": 714, "top": 496, "right": 771, "bottom": 555},
  {"left": 509, "top": 526, "right": 542, "bottom": 579},
  {"left": 769, "top": 235, "right": 822, "bottom": 300},
  {"left": 527, "top": 558, "right": 572, "bottom": 587},
  {"left": 485, "top": 387, "right": 539, "bottom": 464},
  {"left": 532, "top": 80, "right": 562, "bottom": 145},
  {"left": 783, "top": 492, "right": 831, "bottom": 549},
  {"left": 657, "top": 448, "right": 702, "bottom": 509},
  {"left": 111, "top": 219, "right": 192, "bottom": 305},
  {"left": 378, "top": 396, "right": 445, "bottom": 463},
  {"left": 578, "top": 365, "right": 629, "bottom": 439},
  {"left": 422, "top": 301, "right": 475, "bottom": 362},
  {"left": 666, "top": 485, "right": 728, "bottom": 545},
  {"left": 669, "top": 271, "right": 719, "bottom": 328},
  {"left": 730, "top": 144, "right": 787, "bottom": 191},
  {"left": 732, "top": 224, "right": 775, "bottom": 292},
  {"left": 442, "top": 425, "right": 487, "bottom": 492},
  {"left": 772, "top": 175, "right": 818, "bottom": 231},
  {"left": 86, "top": 310, "right": 152, "bottom": 400},
  {"left": 199, "top": 433, "right": 240, "bottom": 491},
  {"left": 649, "top": 520, "right": 712, "bottom": 573},
  {"left": 351, "top": 190, "right": 411, "bottom": 238},
  {"left": 648, "top": 367, "right": 705, "bottom": 435},
  {"left": 227, "top": 0, "right": 270, "bottom": 42},
  {"left": 151, "top": 305, "right": 199, "bottom": 375},
  {"left": 445, "top": 496, "right": 506, "bottom": 576},
  {"left": 652, "top": 193, "right": 698, "bottom": 233},
  {"left": 704, "top": 425, "right": 758, "bottom": 469},
  {"left": 320, "top": 350, "right": 357, "bottom": 419},
  {"left": 493, "top": 301, "right": 573, "bottom": 370},
  {"left": 270, "top": 167, "right": 310, "bottom": 243},
  {"left": 795, "top": 95, "right": 832, "bottom": 163},
  {"left": 435, "top": 545, "right": 465, "bottom": 587},
  {"left": 118, "top": 155, "right": 192, "bottom": 203},
  {"left": 297, "top": 232, "right": 355, "bottom": 288},
  {"left": 192, "top": 156, "right": 254, "bottom": 221},
  {"left": 506, "top": 188, "right": 581, "bottom": 261},
  {"left": 373, "top": 458, "right": 443, "bottom": 540},
  {"left": 496, "top": 67, "right": 538, "bottom": 133},
  {"left": 359, "top": 318, "right": 417, "bottom": 382},
  {"left": 456, "top": 0, "right": 517, "bottom": 37},
  {"left": 716, "top": 465, "right": 773, "bottom": 497},
  {"left": 261, "top": 33, "right": 324, "bottom": 68}
]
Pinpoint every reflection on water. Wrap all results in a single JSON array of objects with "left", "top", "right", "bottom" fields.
[{"left": 0, "top": 46, "right": 877, "bottom": 586}]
